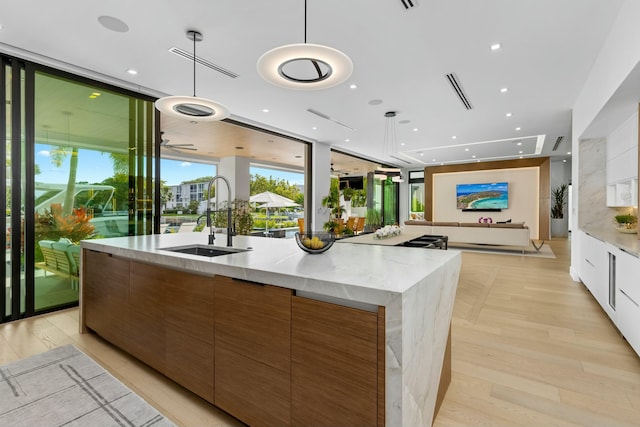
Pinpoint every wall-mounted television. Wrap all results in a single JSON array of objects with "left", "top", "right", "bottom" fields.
[
  {"left": 456, "top": 182, "right": 508, "bottom": 210},
  {"left": 339, "top": 176, "right": 364, "bottom": 190}
]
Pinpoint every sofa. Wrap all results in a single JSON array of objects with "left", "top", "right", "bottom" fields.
[{"left": 403, "top": 220, "right": 531, "bottom": 251}]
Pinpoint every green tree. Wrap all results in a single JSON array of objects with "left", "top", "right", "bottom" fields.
[
  {"left": 100, "top": 173, "right": 129, "bottom": 211},
  {"left": 250, "top": 174, "right": 301, "bottom": 202},
  {"left": 160, "top": 181, "right": 172, "bottom": 211},
  {"left": 188, "top": 200, "right": 200, "bottom": 214}
]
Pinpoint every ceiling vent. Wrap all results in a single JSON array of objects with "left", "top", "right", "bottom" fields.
[
  {"left": 169, "top": 46, "right": 238, "bottom": 79},
  {"left": 552, "top": 136, "right": 564, "bottom": 151},
  {"left": 400, "top": 0, "right": 418, "bottom": 9},
  {"left": 307, "top": 108, "right": 355, "bottom": 131},
  {"left": 445, "top": 73, "right": 473, "bottom": 110},
  {"left": 389, "top": 154, "right": 412, "bottom": 165}
]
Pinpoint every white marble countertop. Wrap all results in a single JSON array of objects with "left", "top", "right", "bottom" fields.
[
  {"left": 581, "top": 227, "right": 640, "bottom": 256},
  {"left": 81, "top": 233, "right": 461, "bottom": 307}
]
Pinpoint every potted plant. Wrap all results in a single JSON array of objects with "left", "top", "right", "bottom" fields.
[
  {"left": 550, "top": 184, "right": 568, "bottom": 237},
  {"left": 364, "top": 208, "right": 382, "bottom": 232},
  {"left": 614, "top": 213, "right": 637, "bottom": 233}
]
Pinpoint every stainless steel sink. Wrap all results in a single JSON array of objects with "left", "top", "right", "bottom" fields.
[{"left": 160, "top": 245, "right": 249, "bottom": 257}]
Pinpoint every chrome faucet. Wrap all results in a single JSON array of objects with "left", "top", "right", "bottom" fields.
[{"left": 206, "top": 175, "right": 233, "bottom": 247}]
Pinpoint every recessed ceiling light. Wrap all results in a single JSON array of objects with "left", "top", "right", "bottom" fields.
[
  {"left": 126, "top": 69, "right": 138, "bottom": 75},
  {"left": 451, "top": 135, "right": 457, "bottom": 139},
  {"left": 515, "top": 127, "right": 521, "bottom": 131},
  {"left": 506, "top": 113, "right": 512, "bottom": 117},
  {"left": 311, "top": 126, "right": 317, "bottom": 130},
  {"left": 344, "top": 139, "right": 350, "bottom": 142},
  {"left": 567, "top": 151, "right": 571, "bottom": 155},
  {"left": 0, "top": 24, "right": 4, "bottom": 31},
  {"left": 464, "top": 148, "right": 469, "bottom": 152},
  {"left": 349, "top": 84, "right": 357, "bottom": 89},
  {"left": 491, "top": 43, "right": 502, "bottom": 51},
  {"left": 500, "top": 87, "right": 508, "bottom": 93},
  {"left": 518, "top": 150, "right": 523, "bottom": 154},
  {"left": 472, "top": 155, "right": 476, "bottom": 158},
  {"left": 413, "top": 128, "right": 418, "bottom": 132},
  {"left": 401, "top": 142, "right": 405, "bottom": 146},
  {"left": 432, "top": 158, "right": 436, "bottom": 162},
  {"left": 419, "top": 152, "right": 424, "bottom": 156},
  {"left": 262, "top": 108, "right": 269, "bottom": 113},
  {"left": 520, "top": 156, "right": 523, "bottom": 159},
  {"left": 517, "top": 142, "right": 522, "bottom": 146},
  {"left": 440, "top": 162, "right": 444, "bottom": 166},
  {"left": 563, "top": 159, "right": 567, "bottom": 163}
]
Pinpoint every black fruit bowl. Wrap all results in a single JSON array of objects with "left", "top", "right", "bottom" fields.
[{"left": 294, "top": 232, "right": 335, "bottom": 254}]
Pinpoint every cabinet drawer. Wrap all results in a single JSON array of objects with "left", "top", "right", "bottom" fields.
[{"left": 617, "top": 288, "right": 640, "bottom": 357}]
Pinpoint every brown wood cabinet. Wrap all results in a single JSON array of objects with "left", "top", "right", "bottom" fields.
[
  {"left": 83, "top": 250, "right": 387, "bottom": 427},
  {"left": 214, "top": 276, "right": 292, "bottom": 427},
  {"left": 83, "top": 250, "right": 131, "bottom": 350},
  {"left": 129, "top": 261, "right": 165, "bottom": 372},
  {"left": 291, "top": 296, "right": 384, "bottom": 427}
]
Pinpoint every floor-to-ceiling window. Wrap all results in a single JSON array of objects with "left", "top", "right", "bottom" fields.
[
  {"left": 2, "top": 56, "right": 157, "bottom": 322},
  {"left": 409, "top": 170, "right": 425, "bottom": 220}
]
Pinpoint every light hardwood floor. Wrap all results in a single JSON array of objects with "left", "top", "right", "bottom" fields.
[{"left": 1, "top": 237, "right": 640, "bottom": 426}]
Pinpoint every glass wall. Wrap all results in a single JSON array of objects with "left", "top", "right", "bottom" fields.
[
  {"left": 409, "top": 170, "right": 425, "bottom": 220},
  {"left": 159, "top": 158, "right": 216, "bottom": 233},
  {"left": 1, "top": 56, "right": 157, "bottom": 322},
  {"left": 31, "top": 71, "right": 155, "bottom": 312}
]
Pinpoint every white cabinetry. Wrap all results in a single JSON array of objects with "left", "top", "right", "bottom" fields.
[
  {"left": 615, "top": 249, "right": 640, "bottom": 356},
  {"left": 606, "top": 112, "right": 638, "bottom": 207},
  {"left": 579, "top": 230, "right": 640, "bottom": 357},
  {"left": 579, "top": 231, "right": 607, "bottom": 307}
]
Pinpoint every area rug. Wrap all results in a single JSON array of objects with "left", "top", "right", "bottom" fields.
[
  {"left": 0, "top": 344, "right": 175, "bottom": 427},
  {"left": 448, "top": 241, "right": 556, "bottom": 258}
]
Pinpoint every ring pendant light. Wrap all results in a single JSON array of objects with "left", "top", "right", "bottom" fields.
[
  {"left": 155, "top": 30, "right": 230, "bottom": 121},
  {"left": 376, "top": 111, "right": 404, "bottom": 182},
  {"left": 257, "top": 0, "right": 353, "bottom": 90}
]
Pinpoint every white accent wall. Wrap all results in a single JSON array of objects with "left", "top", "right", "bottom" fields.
[{"left": 432, "top": 167, "right": 540, "bottom": 239}]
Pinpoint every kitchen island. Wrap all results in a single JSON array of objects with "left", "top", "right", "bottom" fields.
[{"left": 80, "top": 233, "right": 461, "bottom": 427}]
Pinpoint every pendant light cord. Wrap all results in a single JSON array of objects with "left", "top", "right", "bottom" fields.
[
  {"left": 304, "top": 0, "right": 307, "bottom": 44},
  {"left": 193, "top": 33, "right": 197, "bottom": 97}
]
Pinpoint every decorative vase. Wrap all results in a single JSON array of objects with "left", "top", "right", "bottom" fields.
[{"left": 551, "top": 217, "right": 568, "bottom": 237}]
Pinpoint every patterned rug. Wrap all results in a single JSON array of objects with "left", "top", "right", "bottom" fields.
[{"left": 0, "top": 344, "right": 175, "bottom": 427}]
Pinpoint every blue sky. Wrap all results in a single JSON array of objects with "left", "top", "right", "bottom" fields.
[{"left": 35, "top": 145, "right": 304, "bottom": 186}]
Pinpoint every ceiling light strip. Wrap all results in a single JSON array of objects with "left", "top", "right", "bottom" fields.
[
  {"left": 445, "top": 73, "right": 472, "bottom": 110},
  {"left": 169, "top": 47, "right": 238, "bottom": 78},
  {"left": 306, "top": 108, "right": 356, "bottom": 130}
]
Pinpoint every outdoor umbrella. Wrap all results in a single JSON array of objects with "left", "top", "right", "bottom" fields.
[{"left": 250, "top": 191, "right": 300, "bottom": 235}]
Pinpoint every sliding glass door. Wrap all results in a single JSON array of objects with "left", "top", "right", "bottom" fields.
[{"left": 1, "top": 56, "right": 157, "bottom": 322}]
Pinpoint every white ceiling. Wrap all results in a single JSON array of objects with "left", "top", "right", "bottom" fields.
[{"left": 0, "top": 0, "right": 625, "bottom": 170}]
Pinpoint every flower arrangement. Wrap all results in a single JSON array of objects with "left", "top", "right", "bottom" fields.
[
  {"left": 373, "top": 224, "right": 402, "bottom": 240},
  {"left": 35, "top": 203, "right": 95, "bottom": 243}
]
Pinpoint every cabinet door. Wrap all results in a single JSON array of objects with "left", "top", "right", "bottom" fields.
[
  {"left": 214, "top": 276, "right": 292, "bottom": 427},
  {"left": 291, "top": 296, "right": 381, "bottom": 427},
  {"left": 164, "top": 268, "right": 215, "bottom": 404},
  {"left": 83, "top": 249, "right": 130, "bottom": 350},
  {"left": 128, "top": 261, "right": 165, "bottom": 372},
  {"left": 580, "top": 232, "right": 607, "bottom": 306},
  {"left": 616, "top": 250, "right": 640, "bottom": 356}
]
